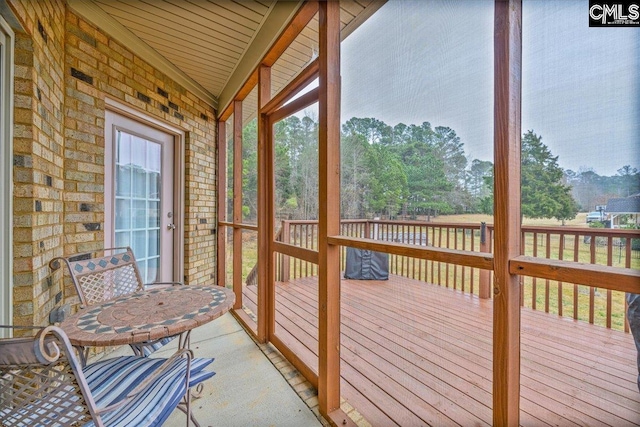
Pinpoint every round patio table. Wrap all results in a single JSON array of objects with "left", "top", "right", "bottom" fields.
[{"left": 60, "top": 285, "right": 235, "bottom": 348}]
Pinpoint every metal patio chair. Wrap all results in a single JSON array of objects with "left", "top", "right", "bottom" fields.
[
  {"left": 0, "top": 325, "right": 214, "bottom": 427},
  {"left": 49, "top": 246, "right": 187, "bottom": 361}
]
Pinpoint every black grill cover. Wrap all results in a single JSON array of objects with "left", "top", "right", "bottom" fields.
[{"left": 344, "top": 248, "right": 389, "bottom": 280}]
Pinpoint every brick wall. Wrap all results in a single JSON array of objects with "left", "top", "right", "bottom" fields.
[
  {"left": 8, "top": 0, "right": 218, "bottom": 327},
  {"left": 10, "top": 0, "right": 66, "bottom": 327}
]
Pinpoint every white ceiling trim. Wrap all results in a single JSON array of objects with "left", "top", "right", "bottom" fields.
[
  {"left": 67, "top": 0, "right": 218, "bottom": 109},
  {"left": 217, "top": 0, "right": 278, "bottom": 100},
  {"left": 217, "top": 0, "right": 303, "bottom": 116},
  {"left": 342, "top": 0, "right": 387, "bottom": 41}
]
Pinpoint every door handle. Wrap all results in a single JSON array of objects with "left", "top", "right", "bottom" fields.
[{"left": 167, "top": 223, "right": 176, "bottom": 230}]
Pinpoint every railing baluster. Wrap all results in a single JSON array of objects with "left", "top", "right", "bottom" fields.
[
  {"left": 479, "top": 223, "right": 491, "bottom": 299},
  {"left": 437, "top": 227, "right": 443, "bottom": 286},
  {"left": 589, "top": 233, "right": 596, "bottom": 324},
  {"left": 625, "top": 236, "right": 632, "bottom": 333},
  {"left": 470, "top": 227, "right": 476, "bottom": 295},
  {"left": 545, "top": 233, "right": 551, "bottom": 313},
  {"left": 453, "top": 228, "right": 458, "bottom": 290},
  {"left": 444, "top": 227, "right": 451, "bottom": 288},
  {"left": 418, "top": 226, "right": 424, "bottom": 281},
  {"left": 606, "top": 235, "right": 613, "bottom": 329},
  {"left": 558, "top": 233, "right": 564, "bottom": 317},
  {"left": 532, "top": 232, "right": 538, "bottom": 310},
  {"left": 430, "top": 226, "right": 435, "bottom": 285},
  {"left": 412, "top": 225, "right": 417, "bottom": 279},
  {"left": 573, "top": 233, "right": 579, "bottom": 321},
  {"left": 461, "top": 228, "right": 466, "bottom": 293}
]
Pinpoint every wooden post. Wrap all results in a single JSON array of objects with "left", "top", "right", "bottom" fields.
[
  {"left": 318, "top": 0, "right": 341, "bottom": 419},
  {"left": 217, "top": 121, "right": 227, "bottom": 287},
  {"left": 493, "top": 1, "right": 522, "bottom": 426},
  {"left": 479, "top": 222, "right": 491, "bottom": 299},
  {"left": 257, "top": 64, "right": 271, "bottom": 342},
  {"left": 233, "top": 100, "right": 243, "bottom": 310},
  {"left": 265, "top": 115, "right": 276, "bottom": 339}
]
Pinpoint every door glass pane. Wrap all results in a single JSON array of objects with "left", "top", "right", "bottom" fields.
[
  {"left": 132, "top": 230, "right": 146, "bottom": 258},
  {"left": 115, "top": 231, "right": 130, "bottom": 247},
  {"left": 147, "top": 201, "right": 160, "bottom": 228},
  {"left": 115, "top": 130, "right": 161, "bottom": 282},
  {"left": 115, "top": 199, "right": 130, "bottom": 229},
  {"left": 147, "top": 257, "right": 159, "bottom": 284},
  {"left": 132, "top": 200, "right": 146, "bottom": 228}
]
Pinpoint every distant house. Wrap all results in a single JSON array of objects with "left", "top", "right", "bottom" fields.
[{"left": 606, "top": 193, "right": 640, "bottom": 228}]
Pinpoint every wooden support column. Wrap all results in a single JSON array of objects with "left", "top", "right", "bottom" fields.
[
  {"left": 318, "top": 0, "right": 341, "bottom": 419},
  {"left": 233, "top": 100, "right": 243, "bottom": 310},
  {"left": 217, "top": 120, "right": 227, "bottom": 286},
  {"left": 493, "top": 1, "right": 522, "bottom": 425},
  {"left": 257, "top": 65, "right": 271, "bottom": 343}
]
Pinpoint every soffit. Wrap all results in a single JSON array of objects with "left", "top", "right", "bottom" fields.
[{"left": 68, "top": 0, "right": 384, "bottom": 112}]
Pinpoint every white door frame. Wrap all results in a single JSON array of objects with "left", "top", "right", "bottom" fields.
[
  {"left": 0, "top": 14, "right": 14, "bottom": 335},
  {"left": 104, "top": 98, "right": 185, "bottom": 282}
]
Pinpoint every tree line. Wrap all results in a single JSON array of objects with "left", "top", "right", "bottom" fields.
[{"left": 235, "top": 115, "right": 638, "bottom": 222}]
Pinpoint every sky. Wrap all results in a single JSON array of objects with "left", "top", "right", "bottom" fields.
[{"left": 340, "top": 0, "right": 639, "bottom": 177}]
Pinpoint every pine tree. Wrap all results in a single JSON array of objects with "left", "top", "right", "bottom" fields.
[{"left": 521, "top": 130, "right": 578, "bottom": 221}]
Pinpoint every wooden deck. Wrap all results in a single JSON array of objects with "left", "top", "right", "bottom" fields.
[{"left": 243, "top": 275, "right": 640, "bottom": 426}]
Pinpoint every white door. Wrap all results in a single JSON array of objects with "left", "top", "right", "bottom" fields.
[
  {"left": 0, "top": 15, "right": 14, "bottom": 334},
  {"left": 105, "top": 111, "right": 176, "bottom": 283}
]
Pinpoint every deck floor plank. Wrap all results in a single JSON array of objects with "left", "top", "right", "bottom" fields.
[
  {"left": 242, "top": 274, "right": 640, "bottom": 426},
  {"left": 275, "top": 283, "right": 489, "bottom": 426}
]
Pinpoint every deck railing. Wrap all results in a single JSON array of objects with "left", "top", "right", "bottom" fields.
[{"left": 263, "top": 219, "right": 639, "bottom": 332}]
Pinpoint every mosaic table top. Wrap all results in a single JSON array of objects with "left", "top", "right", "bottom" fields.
[{"left": 60, "top": 285, "right": 235, "bottom": 347}]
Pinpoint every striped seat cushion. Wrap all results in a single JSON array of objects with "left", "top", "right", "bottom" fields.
[
  {"left": 84, "top": 356, "right": 215, "bottom": 409},
  {"left": 0, "top": 357, "right": 214, "bottom": 427},
  {"left": 85, "top": 356, "right": 205, "bottom": 427},
  {"left": 140, "top": 336, "right": 176, "bottom": 357}
]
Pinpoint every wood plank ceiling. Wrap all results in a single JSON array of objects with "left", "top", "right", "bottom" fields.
[{"left": 68, "top": 0, "right": 383, "bottom": 115}]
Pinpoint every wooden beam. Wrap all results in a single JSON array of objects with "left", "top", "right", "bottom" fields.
[
  {"left": 317, "top": 0, "right": 341, "bottom": 418},
  {"left": 269, "top": 87, "right": 320, "bottom": 124},
  {"left": 231, "top": 308, "right": 258, "bottom": 338},
  {"left": 233, "top": 100, "right": 243, "bottom": 310},
  {"left": 217, "top": 120, "right": 227, "bottom": 286},
  {"left": 218, "top": 1, "right": 319, "bottom": 121},
  {"left": 493, "top": 1, "right": 522, "bottom": 425},
  {"left": 510, "top": 255, "right": 640, "bottom": 294},
  {"left": 270, "top": 334, "right": 319, "bottom": 389},
  {"left": 262, "top": 58, "right": 319, "bottom": 115},
  {"left": 327, "top": 236, "right": 494, "bottom": 271},
  {"left": 263, "top": 1, "right": 319, "bottom": 67},
  {"left": 326, "top": 410, "right": 358, "bottom": 427},
  {"left": 233, "top": 223, "right": 258, "bottom": 232},
  {"left": 257, "top": 64, "right": 271, "bottom": 343},
  {"left": 272, "top": 242, "right": 319, "bottom": 265}
]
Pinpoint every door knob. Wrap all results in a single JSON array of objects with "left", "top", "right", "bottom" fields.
[{"left": 167, "top": 223, "right": 176, "bottom": 230}]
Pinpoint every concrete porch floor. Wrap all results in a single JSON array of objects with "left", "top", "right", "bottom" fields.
[{"left": 93, "top": 312, "right": 323, "bottom": 427}]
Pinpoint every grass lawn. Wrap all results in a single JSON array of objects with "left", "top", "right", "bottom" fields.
[{"left": 426, "top": 212, "right": 591, "bottom": 227}]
